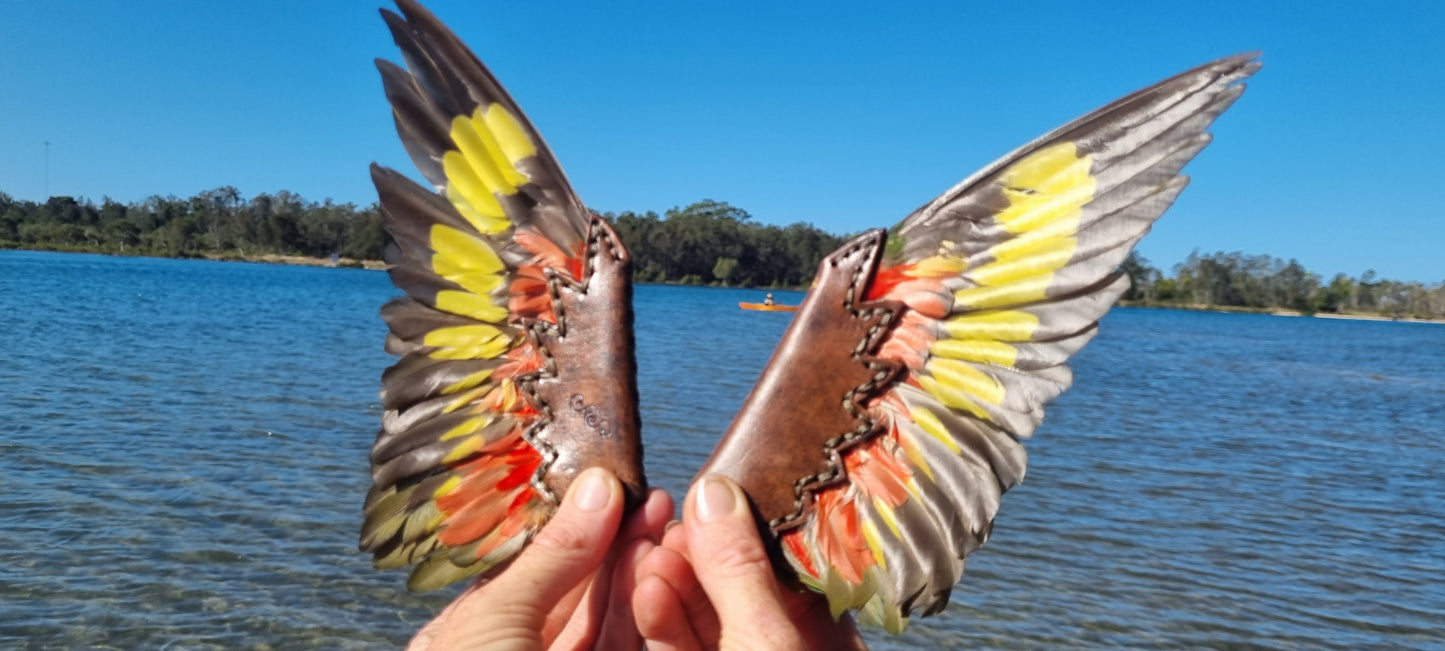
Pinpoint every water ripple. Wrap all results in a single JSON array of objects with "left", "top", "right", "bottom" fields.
[{"left": 2, "top": 251, "right": 1443, "bottom": 649}]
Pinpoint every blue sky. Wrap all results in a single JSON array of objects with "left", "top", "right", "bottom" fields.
[{"left": 2, "top": 1, "right": 1441, "bottom": 282}]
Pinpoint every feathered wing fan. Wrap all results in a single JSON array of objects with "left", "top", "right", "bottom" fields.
[
  {"left": 699, "top": 54, "right": 1259, "bottom": 631},
  {"left": 361, "top": 0, "right": 645, "bottom": 592}
]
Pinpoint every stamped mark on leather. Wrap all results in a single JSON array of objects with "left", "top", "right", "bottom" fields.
[{"left": 568, "top": 393, "right": 611, "bottom": 439}]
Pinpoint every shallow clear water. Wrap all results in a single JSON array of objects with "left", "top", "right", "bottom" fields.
[{"left": 2, "top": 250, "right": 1442, "bottom": 649}]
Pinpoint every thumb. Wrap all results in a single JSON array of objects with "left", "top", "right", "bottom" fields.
[{"left": 683, "top": 475, "right": 804, "bottom": 650}]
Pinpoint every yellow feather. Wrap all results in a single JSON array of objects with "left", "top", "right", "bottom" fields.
[
  {"left": 472, "top": 110, "right": 527, "bottom": 188},
  {"left": 443, "top": 152, "right": 507, "bottom": 226},
  {"left": 860, "top": 518, "right": 888, "bottom": 569},
  {"left": 906, "top": 405, "right": 962, "bottom": 454},
  {"left": 444, "top": 386, "right": 490, "bottom": 414},
  {"left": 429, "top": 224, "right": 503, "bottom": 274},
  {"left": 895, "top": 427, "right": 938, "bottom": 480},
  {"left": 435, "top": 289, "right": 507, "bottom": 323},
  {"left": 969, "top": 236, "right": 1077, "bottom": 286},
  {"left": 450, "top": 113, "right": 518, "bottom": 196},
  {"left": 926, "top": 358, "right": 1006, "bottom": 405},
  {"left": 917, "top": 376, "right": 992, "bottom": 421},
  {"left": 441, "top": 434, "right": 484, "bottom": 464},
  {"left": 930, "top": 338, "right": 1020, "bottom": 367},
  {"left": 995, "top": 180, "right": 1092, "bottom": 234},
  {"left": 996, "top": 143, "right": 1094, "bottom": 223},
  {"left": 440, "top": 415, "right": 490, "bottom": 441},
  {"left": 440, "top": 368, "right": 497, "bottom": 396},
  {"left": 988, "top": 202, "right": 1084, "bottom": 260},
  {"left": 496, "top": 379, "right": 521, "bottom": 412},
  {"left": 423, "top": 325, "right": 513, "bottom": 360},
  {"left": 958, "top": 142, "right": 1095, "bottom": 307},
  {"left": 910, "top": 254, "right": 968, "bottom": 277},
  {"left": 873, "top": 497, "right": 903, "bottom": 540},
  {"left": 446, "top": 181, "right": 508, "bottom": 233},
  {"left": 442, "top": 268, "right": 505, "bottom": 295},
  {"left": 482, "top": 105, "right": 535, "bottom": 184},
  {"left": 433, "top": 476, "right": 463, "bottom": 498},
  {"left": 953, "top": 275, "right": 1052, "bottom": 311},
  {"left": 942, "top": 308, "right": 1041, "bottom": 342}
]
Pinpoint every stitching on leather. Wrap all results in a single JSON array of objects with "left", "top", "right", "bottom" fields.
[
  {"left": 769, "top": 234, "right": 898, "bottom": 531},
  {"left": 521, "top": 218, "right": 616, "bottom": 505},
  {"left": 520, "top": 324, "right": 561, "bottom": 504}
]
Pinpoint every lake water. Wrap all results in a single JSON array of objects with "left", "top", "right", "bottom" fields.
[{"left": 2, "top": 249, "right": 1442, "bottom": 650}]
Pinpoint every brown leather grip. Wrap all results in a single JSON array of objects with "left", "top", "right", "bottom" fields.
[
  {"left": 522, "top": 218, "right": 647, "bottom": 509},
  {"left": 697, "top": 229, "right": 903, "bottom": 531}
]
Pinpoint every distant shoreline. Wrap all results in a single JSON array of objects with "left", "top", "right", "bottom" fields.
[
  {"left": 8, "top": 247, "right": 1443, "bottom": 323},
  {"left": 2, "top": 245, "right": 388, "bottom": 270},
  {"left": 200, "top": 252, "right": 388, "bottom": 270},
  {"left": 1119, "top": 301, "right": 1445, "bottom": 325},
  {"left": 1292, "top": 311, "right": 1444, "bottom": 325}
]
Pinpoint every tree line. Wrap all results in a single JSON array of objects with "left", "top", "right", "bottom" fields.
[
  {"left": 0, "top": 189, "right": 844, "bottom": 287},
  {"left": 3, "top": 188, "right": 1440, "bottom": 317},
  {"left": 1121, "top": 251, "right": 1445, "bottom": 319},
  {"left": 0, "top": 188, "right": 386, "bottom": 262},
  {"left": 603, "top": 200, "right": 845, "bottom": 287}
]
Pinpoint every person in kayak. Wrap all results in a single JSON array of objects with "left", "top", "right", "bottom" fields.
[{"left": 764, "top": 293, "right": 774, "bottom": 306}]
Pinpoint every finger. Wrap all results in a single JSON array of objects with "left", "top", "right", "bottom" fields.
[
  {"left": 546, "top": 493, "right": 670, "bottom": 651},
  {"left": 546, "top": 488, "right": 673, "bottom": 650},
  {"left": 683, "top": 475, "right": 804, "bottom": 648},
  {"left": 659, "top": 519, "right": 687, "bottom": 557},
  {"left": 618, "top": 488, "right": 674, "bottom": 546},
  {"left": 634, "top": 544, "right": 719, "bottom": 643},
  {"left": 538, "top": 569, "right": 598, "bottom": 645},
  {"left": 546, "top": 564, "right": 609, "bottom": 651},
  {"left": 542, "top": 486, "right": 672, "bottom": 648},
  {"left": 420, "top": 467, "right": 622, "bottom": 650},
  {"left": 634, "top": 573, "right": 703, "bottom": 651},
  {"left": 548, "top": 535, "right": 648, "bottom": 651},
  {"left": 591, "top": 537, "right": 653, "bottom": 650}
]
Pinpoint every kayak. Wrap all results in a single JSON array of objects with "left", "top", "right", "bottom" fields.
[{"left": 739, "top": 302, "right": 799, "bottom": 312}]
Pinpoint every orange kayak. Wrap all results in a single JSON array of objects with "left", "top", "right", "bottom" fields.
[{"left": 739, "top": 302, "right": 798, "bottom": 312}]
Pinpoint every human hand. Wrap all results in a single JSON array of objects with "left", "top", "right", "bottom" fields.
[
  {"left": 407, "top": 467, "right": 673, "bottom": 651},
  {"left": 632, "top": 474, "right": 868, "bottom": 651}
]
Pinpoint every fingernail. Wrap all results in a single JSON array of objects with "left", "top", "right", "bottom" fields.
[
  {"left": 573, "top": 468, "right": 613, "bottom": 512},
  {"left": 696, "top": 475, "right": 736, "bottom": 523}
]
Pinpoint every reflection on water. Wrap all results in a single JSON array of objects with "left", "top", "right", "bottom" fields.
[{"left": 2, "top": 250, "right": 1442, "bottom": 649}]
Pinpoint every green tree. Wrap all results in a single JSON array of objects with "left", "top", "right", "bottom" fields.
[
  {"left": 712, "top": 257, "right": 739, "bottom": 285},
  {"left": 1314, "top": 273, "right": 1353, "bottom": 312},
  {"left": 1120, "top": 251, "right": 1160, "bottom": 301}
]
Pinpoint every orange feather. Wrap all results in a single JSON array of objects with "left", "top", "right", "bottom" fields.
[
  {"left": 866, "top": 263, "right": 915, "bottom": 301},
  {"left": 439, "top": 487, "right": 524, "bottom": 545},
  {"left": 782, "top": 529, "right": 821, "bottom": 579},
  {"left": 815, "top": 490, "right": 872, "bottom": 584},
  {"left": 844, "top": 440, "right": 912, "bottom": 507}
]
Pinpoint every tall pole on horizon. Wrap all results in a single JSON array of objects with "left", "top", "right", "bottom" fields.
[{"left": 43, "top": 140, "right": 50, "bottom": 199}]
